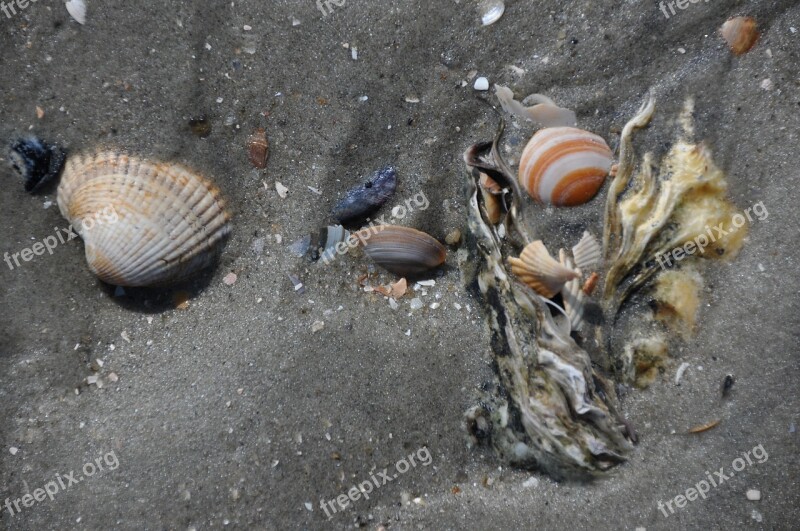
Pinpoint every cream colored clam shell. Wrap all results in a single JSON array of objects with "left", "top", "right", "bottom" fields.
[{"left": 57, "top": 151, "right": 232, "bottom": 287}]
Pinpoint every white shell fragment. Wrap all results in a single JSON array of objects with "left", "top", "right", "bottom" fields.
[
  {"left": 572, "top": 231, "right": 601, "bottom": 271},
  {"left": 478, "top": 0, "right": 505, "bottom": 26},
  {"left": 675, "top": 362, "right": 690, "bottom": 385},
  {"left": 57, "top": 151, "right": 232, "bottom": 287},
  {"left": 474, "top": 77, "right": 490, "bottom": 91},
  {"left": 65, "top": 0, "right": 87, "bottom": 25}
]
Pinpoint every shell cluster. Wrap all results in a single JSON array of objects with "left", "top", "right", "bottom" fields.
[
  {"left": 57, "top": 151, "right": 232, "bottom": 287},
  {"left": 518, "top": 127, "right": 613, "bottom": 207}
]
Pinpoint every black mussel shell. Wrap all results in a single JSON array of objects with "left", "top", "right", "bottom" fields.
[
  {"left": 8, "top": 136, "right": 66, "bottom": 193},
  {"left": 332, "top": 166, "right": 396, "bottom": 224}
]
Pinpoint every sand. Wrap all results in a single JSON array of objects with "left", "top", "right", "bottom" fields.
[{"left": 1, "top": 0, "right": 798, "bottom": 529}]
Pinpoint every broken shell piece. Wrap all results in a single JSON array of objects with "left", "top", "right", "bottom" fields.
[
  {"left": 247, "top": 128, "right": 269, "bottom": 168},
  {"left": 572, "top": 231, "right": 601, "bottom": 272},
  {"left": 65, "top": 0, "right": 86, "bottom": 24},
  {"left": 720, "top": 16, "right": 759, "bottom": 55},
  {"left": 688, "top": 420, "right": 720, "bottom": 434},
  {"left": 495, "top": 85, "right": 576, "bottom": 127},
  {"left": 582, "top": 272, "right": 599, "bottom": 296},
  {"left": 356, "top": 225, "right": 446, "bottom": 276},
  {"left": 508, "top": 241, "right": 580, "bottom": 298},
  {"left": 312, "top": 225, "right": 351, "bottom": 262},
  {"left": 518, "top": 127, "right": 613, "bottom": 206},
  {"left": 478, "top": 0, "right": 504, "bottom": 26},
  {"left": 332, "top": 166, "right": 397, "bottom": 224}
]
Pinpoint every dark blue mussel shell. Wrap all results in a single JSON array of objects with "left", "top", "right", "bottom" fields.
[
  {"left": 331, "top": 166, "right": 397, "bottom": 224},
  {"left": 8, "top": 136, "right": 66, "bottom": 193}
]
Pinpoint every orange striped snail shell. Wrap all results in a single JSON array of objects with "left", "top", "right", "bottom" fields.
[{"left": 518, "top": 127, "right": 614, "bottom": 207}]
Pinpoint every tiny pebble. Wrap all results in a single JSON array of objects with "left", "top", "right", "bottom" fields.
[
  {"left": 223, "top": 272, "right": 238, "bottom": 286},
  {"left": 474, "top": 77, "right": 490, "bottom": 91},
  {"left": 522, "top": 477, "right": 539, "bottom": 488},
  {"left": 760, "top": 78, "right": 773, "bottom": 91},
  {"left": 243, "top": 25, "right": 252, "bottom": 31},
  {"left": 311, "top": 320, "right": 325, "bottom": 333},
  {"left": 276, "top": 181, "right": 289, "bottom": 198},
  {"left": 751, "top": 509, "right": 763, "bottom": 522},
  {"left": 409, "top": 298, "right": 423, "bottom": 310},
  {"left": 304, "top": 502, "right": 313, "bottom": 511},
  {"left": 9, "top": 447, "right": 19, "bottom": 455},
  {"left": 746, "top": 489, "right": 761, "bottom": 501}
]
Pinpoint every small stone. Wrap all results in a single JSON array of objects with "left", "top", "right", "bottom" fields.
[
  {"left": 746, "top": 489, "right": 761, "bottom": 501},
  {"left": 9, "top": 447, "right": 19, "bottom": 455},
  {"left": 474, "top": 77, "right": 490, "bottom": 91},
  {"left": 409, "top": 298, "right": 423, "bottom": 310},
  {"left": 751, "top": 509, "right": 763, "bottom": 522},
  {"left": 223, "top": 272, "right": 238, "bottom": 286},
  {"left": 760, "top": 78, "right": 773, "bottom": 91},
  {"left": 311, "top": 320, "right": 325, "bottom": 333},
  {"left": 429, "top": 302, "right": 440, "bottom": 309},
  {"left": 522, "top": 477, "right": 539, "bottom": 488},
  {"left": 36, "top": 106, "right": 45, "bottom": 119},
  {"left": 445, "top": 229, "right": 462, "bottom": 246},
  {"left": 304, "top": 502, "right": 313, "bottom": 511},
  {"left": 243, "top": 25, "right": 252, "bottom": 31},
  {"left": 120, "top": 331, "right": 130, "bottom": 343},
  {"left": 87, "top": 375, "right": 99, "bottom": 385},
  {"left": 107, "top": 372, "right": 119, "bottom": 383},
  {"left": 388, "top": 298, "right": 399, "bottom": 310}
]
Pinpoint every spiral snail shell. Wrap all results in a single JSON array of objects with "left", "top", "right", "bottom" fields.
[
  {"left": 518, "top": 127, "right": 614, "bottom": 207},
  {"left": 57, "top": 151, "right": 232, "bottom": 287}
]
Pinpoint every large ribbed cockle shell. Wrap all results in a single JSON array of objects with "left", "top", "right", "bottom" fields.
[
  {"left": 518, "top": 127, "right": 613, "bottom": 207},
  {"left": 57, "top": 152, "right": 232, "bottom": 287}
]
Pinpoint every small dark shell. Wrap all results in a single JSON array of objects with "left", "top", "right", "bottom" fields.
[
  {"left": 332, "top": 166, "right": 397, "bottom": 224},
  {"left": 247, "top": 128, "right": 269, "bottom": 168},
  {"left": 9, "top": 136, "right": 66, "bottom": 193},
  {"left": 356, "top": 225, "right": 446, "bottom": 276}
]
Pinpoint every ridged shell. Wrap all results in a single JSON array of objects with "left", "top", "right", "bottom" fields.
[
  {"left": 518, "top": 127, "right": 613, "bottom": 206},
  {"left": 572, "top": 231, "right": 601, "bottom": 272},
  {"left": 508, "top": 240, "right": 579, "bottom": 298},
  {"left": 57, "top": 152, "right": 232, "bottom": 287},
  {"left": 355, "top": 225, "right": 446, "bottom": 275},
  {"left": 559, "top": 249, "right": 585, "bottom": 332},
  {"left": 720, "top": 16, "right": 759, "bottom": 55}
]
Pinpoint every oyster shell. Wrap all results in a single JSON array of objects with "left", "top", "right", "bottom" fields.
[{"left": 463, "top": 124, "right": 633, "bottom": 478}]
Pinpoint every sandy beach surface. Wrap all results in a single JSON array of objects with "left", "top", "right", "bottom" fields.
[{"left": 1, "top": 0, "right": 798, "bottom": 529}]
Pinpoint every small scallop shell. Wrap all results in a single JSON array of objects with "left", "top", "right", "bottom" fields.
[
  {"left": 57, "top": 152, "right": 232, "bottom": 287},
  {"left": 355, "top": 225, "right": 446, "bottom": 275},
  {"left": 518, "top": 127, "right": 613, "bottom": 206},
  {"left": 720, "top": 16, "right": 759, "bottom": 55},
  {"left": 572, "top": 231, "right": 601, "bottom": 272},
  {"left": 559, "top": 249, "right": 585, "bottom": 333},
  {"left": 508, "top": 240, "right": 580, "bottom": 298}
]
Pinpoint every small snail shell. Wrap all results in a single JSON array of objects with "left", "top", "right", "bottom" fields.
[
  {"left": 57, "top": 151, "right": 232, "bottom": 287},
  {"left": 355, "top": 225, "right": 446, "bottom": 276},
  {"left": 518, "top": 127, "right": 613, "bottom": 207},
  {"left": 720, "top": 16, "right": 759, "bottom": 56}
]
